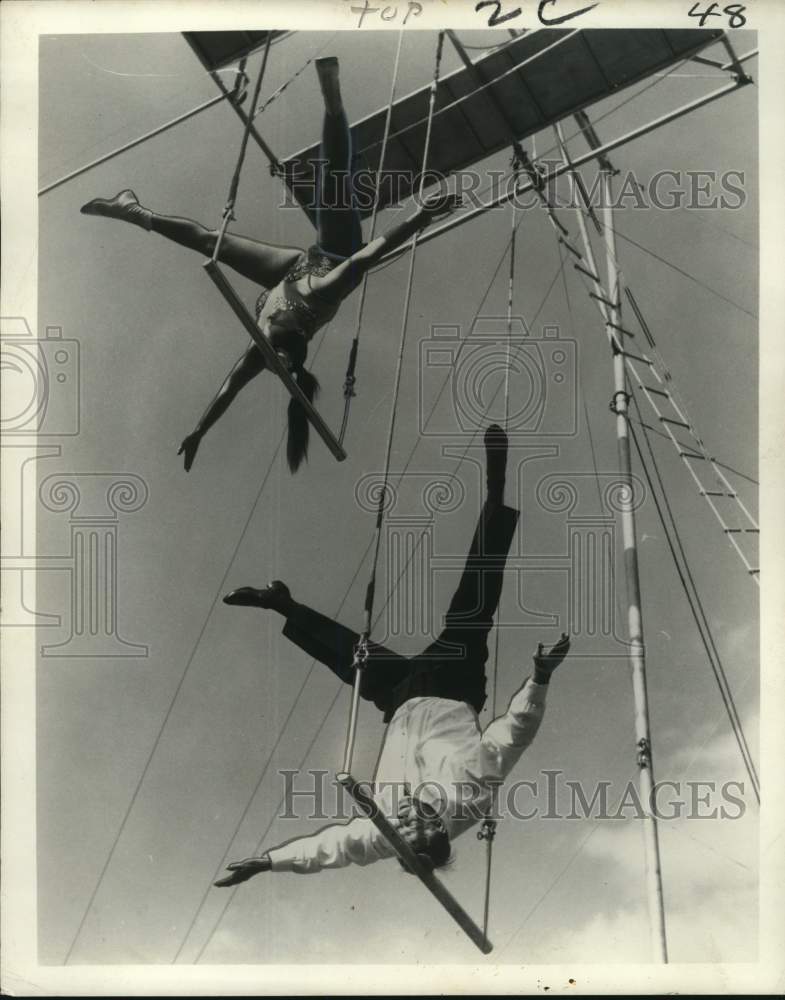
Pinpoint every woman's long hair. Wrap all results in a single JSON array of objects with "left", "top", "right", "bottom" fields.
[
  {"left": 276, "top": 331, "right": 319, "bottom": 473},
  {"left": 287, "top": 365, "right": 320, "bottom": 472}
]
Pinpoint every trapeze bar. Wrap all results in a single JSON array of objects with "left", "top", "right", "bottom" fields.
[
  {"left": 378, "top": 76, "right": 751, "bottom": 265},
  {"left": 336, "top": 772, "right": 493, "bottom": 955},
  {"left": 203, "top": 260, "right": 347, "bottom": 463}
]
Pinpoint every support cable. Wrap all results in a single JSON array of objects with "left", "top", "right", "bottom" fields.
[
  {"left": 338, "top": 30, "right": 405, "bottom": 446},
  {"left": 62, "top": 322, "right": 331, "bottom": 965},
  {"left": 628, "top": 398, "right": 760, "bottom": 802},
  {"left": 552, "top": 166, "right": 759, "bottom": 804},
  {"left": 549, "top": 125, "right": 759, "bottom": 583},
  {"left": 212, "top": 37, "right": 273, "bottom": 263},
  {"left": 341, "top": 31, "right": 446, "bottom": 776},
  {"left": 179, "top": 533, "right": 374, "bottom": 963},
  {"left": 480, "top": 170, "right": 520, "bottom": 941},
  {"left": 39, "top": 68, "right": 249, "bottom": 197}
]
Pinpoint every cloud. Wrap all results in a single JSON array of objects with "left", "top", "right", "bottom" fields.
[{"left": 566, "top": 719, "right": 759, "bottom": 963}]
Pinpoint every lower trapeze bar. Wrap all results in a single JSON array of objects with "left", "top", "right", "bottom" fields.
[
  {"left": 204, "top": 259, "right": 347, "bottom": 463},
  {"left": 337, "top": 772, "right": 493, "bottom": 955}
]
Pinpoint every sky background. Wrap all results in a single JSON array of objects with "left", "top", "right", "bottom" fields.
[{"left": 35, "top": 28, "right": 759, "bottom": 966}]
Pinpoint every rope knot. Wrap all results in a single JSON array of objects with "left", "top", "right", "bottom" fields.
[
  {"left": 476, "top": 818, "right": 497, "bottom": 842},
  {"left": 353, "top": 637, "right": 370, "bottom": 671}
]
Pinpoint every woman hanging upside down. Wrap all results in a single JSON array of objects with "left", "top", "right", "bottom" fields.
[
  {"left": 214, "top": 425, "right": 572, "bottom": 882},
  {"left": 81, "top": 57, "right": 459, "bottom": 472}
]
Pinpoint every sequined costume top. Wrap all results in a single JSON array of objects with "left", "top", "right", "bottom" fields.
[{"left": 255, "top": 245, "right": 340, "bottom": 342}]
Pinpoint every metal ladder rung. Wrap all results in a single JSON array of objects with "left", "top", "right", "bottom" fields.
[
  {"left": 700, "top": 490, "right": 738, "bottom": 498},
  {"left": 573, "top": 261, "right": 600, "bottom": 282},
  {"left": 559, "top": 236, "right": 582, "bottom": 259},
  {"left": 659, "top": 416, "right": 691, "bottom": 429},
  {"left": 723, "top": 528, "right": 760, "bottom": 534},
  {"left": 608, "top": 321, "right": 635, "bottom": 338},
  {"left": 641, "top": 384, "right": 670, "bottom": 398},
  {"left": 749, "top": 568, "right": 760, "bottom": 575},
  {"left": 619, "top": 350, "right": 653, "bottom": 366},
  {"left": 591, "top": 292, "right": 618, "bottom": 309},
  {"left": 679, "top": 449, "right": 709, "bottom": 460}
]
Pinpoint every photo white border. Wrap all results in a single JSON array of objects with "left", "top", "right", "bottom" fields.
[{"left": 2, "top": 0, "right": 783, "bottom": 994}]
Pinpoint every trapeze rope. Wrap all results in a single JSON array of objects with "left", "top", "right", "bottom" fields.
[
  {"left": 186, "top": 543, "right": 374, "bottom": 963},
  {"left": 341, "top": 30, "right": 446, "bottom": 776},
  {"left": 212, "top": 37, "right": 273, "bottom": 262},
  {"left": 338, "top": 29, "right": 405, "bottom": 446},
  {"left": 360, "top": 30, "right": 579, "bottom": 162},
  {"left": 252, "top": 33, "right": 339, "bottom": 121},
  {"left": 176, "top": 212, "right": 532, "bottom": 962},
  {"left": 479, "top": 152, "right": 524, "bottom": 940}
]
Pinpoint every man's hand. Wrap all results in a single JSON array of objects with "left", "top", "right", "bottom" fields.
[
  {"left": 533, "top": 632, "right": 570, "bottom": 684},
  {"left": 214, "top": 855, "right": 271, "bottom": 888}
]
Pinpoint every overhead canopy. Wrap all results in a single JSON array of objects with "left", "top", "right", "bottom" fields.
[
  {"left": 280, "top": 28, "right": 724, "bottom": 218},
  {"left": 184, "top": 31, "right": 288, "bottom": 72}
]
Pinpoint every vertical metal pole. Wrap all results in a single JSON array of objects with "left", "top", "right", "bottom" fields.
[{"left": 602, "top": 172, "right": 668, "bottom": 964}]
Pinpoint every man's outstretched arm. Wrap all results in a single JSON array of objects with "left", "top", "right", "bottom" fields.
[
  {"left": 480, "top": 634, "right": 571, "bottom": 775},
  {"left": 214, "top": 817, "right": 397, "bottom": 885}
]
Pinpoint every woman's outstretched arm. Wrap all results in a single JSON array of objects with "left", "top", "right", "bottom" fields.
[
  {"left": 178, "top": 345, "right": 266, "bottom": 471},
  {"left": 308, "top": 192, "right": 462, "bottom": 306}
]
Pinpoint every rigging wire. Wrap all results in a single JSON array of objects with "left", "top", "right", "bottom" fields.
[
  {"left": 548, "top": 167, "right": 759, "bottom": 793},
  {"left": 628, "top": 417, "right": 757, "bottom": 486},
  {"left": 530, "top": 50, "right": 708, "bottom": 169},
  {"left": 212, "top": 40, "right": 273, "bottom": 260},
  {"left": 628, "top": 398, "right": 760, "bottom": 802},
  {"left": 62, "top": 321, "right": 332, "bottom": 964},
  {"left": 577, "top": 200, "right": 757, "bottom": 321},
  {"left": 252, "top": 32, "right": 339, "bottom": 119},
  {"left": 174, "top": 208, "right": 528, "bottom": 962},
  {"left": 175, "top": 531, "right": 376, "bottom": 962},
  {"left": 341, "top": 30, "right": 446, "bottom": 775},
  {"left": 192, "top": 685, "right": 348, "bottom": 962},
  {"left": 39, "top": 63, "right": 251, "bottom": 193},
  {"left": 480, "top": 176, "right": 521, "bottom": 941},
  {"left": 62, "top": 429, "right": 281, "bottom": 964},
  {"left": 360, "top": 30, "right": 579, "bottom": 160},
  {"left": 58, "top": 29, "right": 758, "bottom": 962},
  {"left": 338, "top": 29, "right": 405, "bottom": 446},
  {"left": 677, "top": 203, "right": 758, "bottom": 251},
  {"left": 547, "top": 181, "right": 756, "bottom": 323}
]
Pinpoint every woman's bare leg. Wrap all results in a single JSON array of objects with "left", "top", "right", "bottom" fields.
[
  {"left": 81, "top": 190, "right": 302, "bottom": 287},
  {"left": 178, "top": 345, "right": 266, "bottom": 470},
  {"left": 151, "top": 215, "right": 302, "bottom": 286}
]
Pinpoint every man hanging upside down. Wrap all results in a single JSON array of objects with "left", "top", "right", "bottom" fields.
[{"left": 215, "top": 424, "right": 571, "bottom": 885}]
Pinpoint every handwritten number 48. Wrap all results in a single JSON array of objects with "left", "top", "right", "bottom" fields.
[{"left": 688, "top": 2, "right": 746, "bottom": 27}]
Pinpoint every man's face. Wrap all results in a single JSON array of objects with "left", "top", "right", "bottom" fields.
[{"left": 395, "top": 796, "right": 446, "bottom": 852}]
